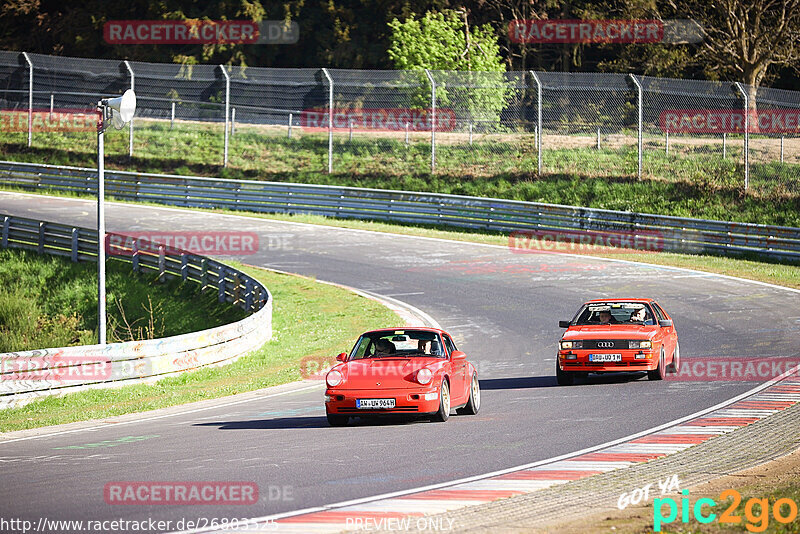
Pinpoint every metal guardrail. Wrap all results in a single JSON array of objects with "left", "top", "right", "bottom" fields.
[
  {"left": 0, "top": 160, "right": 799, "bottom": 261},
  {"left": 0, "top": 213, "right": 272, "bottom": 409}
]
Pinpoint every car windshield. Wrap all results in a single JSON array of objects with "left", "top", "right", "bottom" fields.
[
  {"left": 349, "top": 330, "right": 447, "bottom": 360},
  {"left": 572, "top": 302, "right": 655, "bottom": 326}
]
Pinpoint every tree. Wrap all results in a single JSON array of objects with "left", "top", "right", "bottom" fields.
[{"left": 387, "top": 9, "right": 511, "bottom": 127}]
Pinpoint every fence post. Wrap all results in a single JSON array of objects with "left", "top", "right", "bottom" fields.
[
  {"left": 405, "top": 122, "right": 409, "bottom": 146},
  {"left": 723, "top": 132, "right": 727, "bottom": 159},
  {"left": 469, "top": 121, "right": 473, "bottom": 145},
  {"left": 288, "top": 112, "right": 293, "bottom": 138},
  {"left": 733, "top": 82, "right": 749, "bottom": 190},
  {"left": 628, "top": 74, "right": 643, "bottom": 180},
  {"left": 231, "top": 107, "right": 236, "bottom": 136},
  {"left": 665, "top": 128, "right": 670, "bottom": 155},
  {"left": 22, "top": 52, "right": 33, "bottom": 147},
  {"left": 530, "top": 71, "right": 543, "bottom": 175},
  {"left": 219, "top": 65, "right": 230, "bottom": 167},
  {"left": 321, "top": 68, "right": 334, "bottom": 173},
  {"left": 597, "top": 126, "right": 601, "bottom": 150},
  {"left": 50, "top": 94, "right": 53, "bottom": 121},
  {"left": 424, "top": 69, "right": 436, "bottom": 173},
  {"left": 780, "top": 136, "right": 784, "bottom": 163},
  {"left": 124, "top": 60, "right": 134, "bottom": 158},
  {"left": 171, "top": 101, "right": 175, "bottom": 129}
]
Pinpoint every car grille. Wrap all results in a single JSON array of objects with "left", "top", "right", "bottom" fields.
[{"left": 580, "top": 340, "right": 628, "bottom": 349}]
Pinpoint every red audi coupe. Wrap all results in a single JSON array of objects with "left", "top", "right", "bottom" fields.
[
  {"left": 324, "top": 328, "right": 480, "bottom": 426},
  {"left": 556, "top": 299, "right": 680, "bottom": 385}
]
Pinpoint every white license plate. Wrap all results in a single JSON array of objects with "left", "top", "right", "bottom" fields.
[
  {"left": 356, "top": 398, "right": 396, "bottom": 409},
  {"left": 589, "top": 353, "right": 622, "bottom": 362}
]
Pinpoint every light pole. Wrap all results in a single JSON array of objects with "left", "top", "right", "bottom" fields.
[{"left": 96, "top": 89, "right": 136, "bottom": 344}]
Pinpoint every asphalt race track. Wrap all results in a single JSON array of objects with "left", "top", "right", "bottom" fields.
[{"left": 1, "top": 192, "right": 798, "bottom": 530}]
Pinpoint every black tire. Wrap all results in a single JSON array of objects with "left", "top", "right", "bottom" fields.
[
  {"left": 666, "top": 342, "right": 680, "bottom": 374},
  {"left": 556, "top": 360, "right": 575, "bottom": 386},
  {"left": 457, "top": 373, "right": 481, "bottom": 415},
  {"left": 431, "top": 379, "right": 451, "bottom": 422},
  {"left": 326, "top": 413, "right": 349, "bottom": 427},
  {"left": 648, "top": 348, "right": 666, "bottom": 381}
]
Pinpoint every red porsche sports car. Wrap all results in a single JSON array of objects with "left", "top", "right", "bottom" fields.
[
  {"left": 324, "top": 327, "right": 480, "bottom": 426},
  {"left": 556, "top": 299, "right": 680, "bottom": 385}
]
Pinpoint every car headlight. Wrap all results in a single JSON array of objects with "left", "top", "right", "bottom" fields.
[
  {"left": 629, "top": 340, "right": 652, "bottom": 349},
  {"left": 416, "top": 368, "right": 433, "bottom": 385},
  {"left": 561, "top": 340, "right": 582, "bottom": 350},
  {"left": 326, "top": 369, "right": 343, "bottom": 387}
]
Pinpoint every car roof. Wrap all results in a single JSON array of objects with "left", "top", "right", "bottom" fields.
[
  {"left": 363, "top": 327, "right": 447, "bottom": 335},
  {"left": 584, "top": 298, "right": 655, "bottom": 304}
]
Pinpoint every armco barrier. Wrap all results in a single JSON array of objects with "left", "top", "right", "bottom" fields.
[
  {"left": 1, "top": 160, "right": 799, "bottom": 262},
  {"left": 0, "top": 213, "right": 272, "bottom": 409}
]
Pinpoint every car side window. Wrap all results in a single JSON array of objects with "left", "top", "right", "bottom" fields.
[
  {"left": 443, "top": 335, "right": 456, "bottom": 357},
  {"left": 651, "top": 303, "right": 666, "bottom": 321}
]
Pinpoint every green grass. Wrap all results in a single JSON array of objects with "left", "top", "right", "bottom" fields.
[
  {"left": 0, "top": 248, "right": 246, "bottom": 352},
  {"left": 0, "top": 263, "right": 398, "bottom": 432},
  {"left": 1, "top": 120, "right": 798, "bottom": 227}
]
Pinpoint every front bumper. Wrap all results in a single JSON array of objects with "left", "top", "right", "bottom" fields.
[
  {"left": 325, "top": 387, "right": 440, "bottom": 415},
  {"left": 558, "top": 349, "right": 657, "bottom": 372}
]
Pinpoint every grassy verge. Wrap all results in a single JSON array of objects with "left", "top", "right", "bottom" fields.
[
  {"left": 0, "top": 264, "right": 398, "bottom": 432},
  {"left": 1, "top": 121, "right": 798, "bottom": 227},
  {"left": 0, "top": 248, "right": 246, "bottom": 351}
]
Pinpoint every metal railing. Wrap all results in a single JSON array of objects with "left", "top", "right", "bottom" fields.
[
  {"left": 1, "top": 160, "right": 798, "bottom": 262},
  {"left": 0, "top": 212, "right": 273, "bottom": 409}
]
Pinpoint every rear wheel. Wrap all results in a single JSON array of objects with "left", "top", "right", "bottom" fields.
[
  {"left": 431, "top": 380, "right": 450, "bottom": 422},
  {"left": 556, "top": 359, "right": 575, "bottom": 386},
  {"left": 457, "top": 373, "right": 481, "bottom": 415},
  {"left": 667, "top": 342, "right": 681, "bottom": 374},
  {"left": 326, "top": 413, "right": 349, "bottom": 427},
  {"left": 648, "top": 348, "right": 666, "bottom": 381}
]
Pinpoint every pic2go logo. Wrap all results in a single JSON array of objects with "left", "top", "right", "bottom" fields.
[{"left": 654, "top": 489, "right": 799, "bottom": 532}]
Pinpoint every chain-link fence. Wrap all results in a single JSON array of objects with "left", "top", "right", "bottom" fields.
[{"left": 0, "top": 50, "right": 797, "bottom": 194}]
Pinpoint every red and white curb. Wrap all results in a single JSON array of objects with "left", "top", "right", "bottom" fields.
[{"left": 175, "top": 371, "right": 800, "bottom": 534}]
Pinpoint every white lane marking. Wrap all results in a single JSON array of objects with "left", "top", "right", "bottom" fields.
[
  {"left": 4, "top": 192, "right": 798, "bottom": 296},
  {"left": 384, "top": 292, "right": 426, "bottom": 297},
  {"left": 0, "top": 383, "right": 324, "bottom": 445}
]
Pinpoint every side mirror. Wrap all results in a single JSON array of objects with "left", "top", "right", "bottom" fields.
[
  {"left": 559, "top": 320, "right": 571, "bottom": 328},
  {"left": 336, "top": 352, "right": 347, "bottom": 362},
  {"left": 450, "top": 350, "right": 467, "bottom": 361},
  {"left": 658, "top": 320, "right": 673, "bottom": 327}
]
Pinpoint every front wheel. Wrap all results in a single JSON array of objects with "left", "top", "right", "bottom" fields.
[
  {"left": 431, "top": 380, "right": 450, "bottom": 422},
  {"left": 667, "top": 342, "right": 680, "bottom": 374},
  {"left": 457, "top": 373, "right": 481, "bottom": 415},
  {"left": 648, "top": 348, "right": 666, "bottom": 381},
  {"left": 326, "top": 413, "right": 349, "bottom": 426},
  {"left": 556, "top": 359, "right": 575, "bottom": 386}
]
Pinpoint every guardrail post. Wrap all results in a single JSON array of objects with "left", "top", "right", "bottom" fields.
[
  {"left": 245, "top": 279, "right": 254, "bottom": 311},
  {"left": 71, "top": 228, "right": 79, "bottom": 262},
  {"left": 233, "top": 274, "right": 242, "bottom": 307},
  {"left": 218, "top": 267, "right": 226, "bottom": 303},
  {"left": 200, "top": 258, "right": 207, "bottom": 290},
  {"left": 22, "top": 52, "right": 33, "bottom": 147},
  {"left": 628, "top": 74, "right": 643, "bottom": 180},
  {"left": 158, "top": 244, "right": 166, "bottom": 282},
  {"left": 38, "top": 221, "right": 45, "bottom": 254},
  {"left": 124, "top": 60, "right": 134, "bottom": 158},
  {"left": 530, "top": 71, "right": 543, "bottom": 175},
  {"left": 733, "top": 82, "right": 750, "bottom": 190},
  {"left": 2, "top": 216, "right": 9, "bottom": 248},
  {"left": 321, "top": 68, "right": 333, "bottom": 174},
  {"left": 219, "top": 65, "right": 230, "bottom": 167},
  {"left": 132, "top": 239, "right": 139, "bottom": 273},
  {"left": 180, "top": 253, "right": 188, "bottom": 281},
  {"left": 425, "top": 69, "right": 436, "bottom": 173}
]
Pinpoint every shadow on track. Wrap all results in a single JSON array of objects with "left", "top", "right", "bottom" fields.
[{"left": 480, "top": 372, "right": 649, "bottom": 390}]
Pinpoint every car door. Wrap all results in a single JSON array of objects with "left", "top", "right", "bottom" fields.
[
  {"left": 651, "top": 302, "right": 675, "bottom": 358},
  {"left": 443, "top": 334, "right": 467, "bottom": 403}
]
